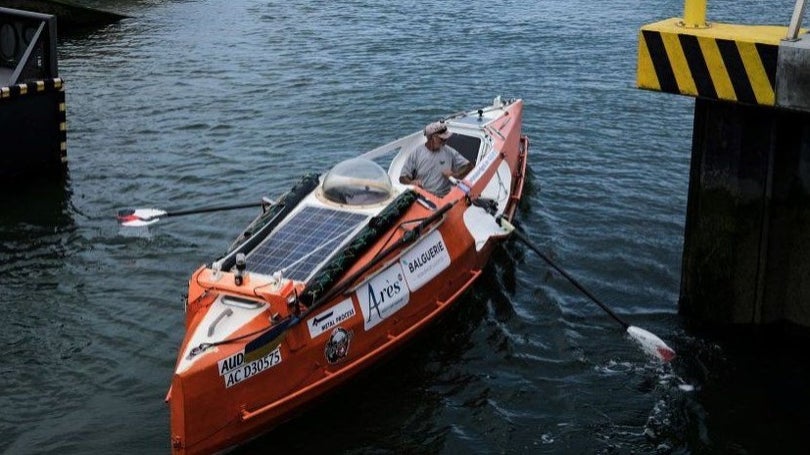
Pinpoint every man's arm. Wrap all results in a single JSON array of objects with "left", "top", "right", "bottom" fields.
[
  {"left": 443, "top": 149, "right": 472, "bottom": 179},
  {"left": 455, "top": 162, "right": 472, "bottom": 178},
  {"left": 400, "top": 151, "right": 423, "bottom": 187},
  {"left": 399, "top": 174, "right": 422, "bottom": 187}
]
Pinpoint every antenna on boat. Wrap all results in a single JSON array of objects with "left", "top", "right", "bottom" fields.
[{"left": 234, "top": 253, "right": 247, "bottom": 286}]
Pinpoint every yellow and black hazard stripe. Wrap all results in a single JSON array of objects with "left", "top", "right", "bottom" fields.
[
  {"left": 57, "top": 86, "right": 67, "bottom": 163},
  {"left": 1, "top": 77, "right": 67, "bottom": 162},
  {"left": 0, "top": 77, "right": 64, "bottom": 100},
  {"left": 638, "top": 29, "right": 778, "bottom": 106}
]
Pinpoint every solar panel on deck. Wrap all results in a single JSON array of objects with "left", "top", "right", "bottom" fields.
[{"left": 246, "top": 206, "right": 368, "bottom": 281}]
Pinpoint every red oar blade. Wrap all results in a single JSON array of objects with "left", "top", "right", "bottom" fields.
[
  {"left": 116, "top": 208, "right": 167, "bottom": 227},
  {"left": 626, "top": 326, "right": 676, "bottom": 362}
]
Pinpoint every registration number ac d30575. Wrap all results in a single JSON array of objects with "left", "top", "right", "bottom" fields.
[{"left": 221, "top": 347, "right": 282, "bottom": 389}]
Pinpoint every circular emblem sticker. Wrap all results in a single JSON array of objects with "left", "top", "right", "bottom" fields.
[{"left": 324, "top": 327, "right": 352, "bottom": 364}]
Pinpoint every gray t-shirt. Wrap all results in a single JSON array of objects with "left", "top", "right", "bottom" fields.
[{"left": 400, "top": 144, "right": 470, "bottom": 197}]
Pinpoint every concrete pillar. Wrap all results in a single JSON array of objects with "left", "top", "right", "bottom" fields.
[
  {"left": 0, "top": 7, "right": 65, "bottom": 181},
  {"left": 638, "top": 14, "right": 810, "bottom": 329},
  {"left": 680, "top": 99, "right": 810, "bottom": 327},
  {"left": 0, "top": 78, "right": 66, "bottom": 179}
]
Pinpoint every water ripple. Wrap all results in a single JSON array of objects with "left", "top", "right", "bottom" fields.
[{"left": 3, "top": 0, "right": 803, "bottom": 453}]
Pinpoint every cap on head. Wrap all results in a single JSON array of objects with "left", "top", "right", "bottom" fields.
[{"left": 424, "top": 121, "right": 452, "bottom": 139}]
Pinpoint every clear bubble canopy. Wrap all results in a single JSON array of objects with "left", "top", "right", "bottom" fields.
[{"left": 321, "top": 158, "right": 394, "bottom": 205}]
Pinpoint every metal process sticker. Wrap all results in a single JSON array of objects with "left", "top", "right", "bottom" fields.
[{"left": 307, "top": 298, "right": 356, "bottom": 339}]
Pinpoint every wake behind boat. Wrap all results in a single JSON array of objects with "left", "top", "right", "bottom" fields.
[{"left": 166, "top": 97, "right": 529, "bottom": 454}]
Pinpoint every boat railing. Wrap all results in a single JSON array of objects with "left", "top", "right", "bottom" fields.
[{"left": 0, "top": 7, "right": 58, "bottom": 87}]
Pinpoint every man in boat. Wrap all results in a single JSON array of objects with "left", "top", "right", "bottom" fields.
[{"left": 399, "top": 121, "right": 471, "bottom": 197}]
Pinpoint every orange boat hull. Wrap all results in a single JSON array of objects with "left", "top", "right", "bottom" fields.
[{"left": 168, "top": 99, "right": 529, "bottom": 454}]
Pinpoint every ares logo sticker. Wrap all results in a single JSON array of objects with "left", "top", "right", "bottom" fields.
[
  {"left": 357, "top": 263, "right": 410, "bottom": 330},
  {"left": 324, "top": 327, "right": 352, "bottom": 364}
]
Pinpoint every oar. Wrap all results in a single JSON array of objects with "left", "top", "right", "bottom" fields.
[
  {"left": 448, "top": 176, "right": 677, "bottom": 362},
  {"left": 116, "top": 200, "right": 269, "bottom": 227},
  {"left": 496, "top": 216, "right": 676, "bottom": 362}
]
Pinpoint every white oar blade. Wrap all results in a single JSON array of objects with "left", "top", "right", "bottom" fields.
[
  {"left": 626, "top": 325, "right": 676, "bottom": 362},
  {"left": 116, "top": 208, "right": 167, "bottom": 227},
  {"left": 128, "top": 208, "right": 167, "bottom": 219},
  {"left": 120, "top": 218, "right": 160, "bottom": 227}
]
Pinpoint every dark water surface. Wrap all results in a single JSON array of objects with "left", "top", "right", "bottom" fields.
[{"left": 2, "top": 0, "right": 809, "bottom": 453}]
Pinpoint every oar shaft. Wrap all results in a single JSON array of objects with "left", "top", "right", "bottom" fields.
[
  {"left": 213, "top": 199, "right": 457, "bottom": 352},
  {"left": 449, "top": 177, "right": 630, "bottom": 329},
  {"left": 166, "top": 202, "right": 263, "bottom": 217},
  {"left": 510, "top": 228, "right": 630, "bottom": 330}
]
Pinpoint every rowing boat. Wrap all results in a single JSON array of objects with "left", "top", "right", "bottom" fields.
[{"left": 166, "top": 97, "right": 529, "bottom": 454}]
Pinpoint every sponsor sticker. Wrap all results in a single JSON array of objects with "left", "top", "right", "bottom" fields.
[
  {"left": 466, "top": 149, "right": 498, "bottom": 184},
  {"left": 307, "top": 298, "right": 356, "bottom": 339},
  {"left": 400, "top": 230, "right": 451, "bottom": 291},
  {"left": 324, "top": 327, "right": 352, "bottom": 364},
  {"left": 218, "top": 347, "right": 282, "bottom": 389},
  {"left": 357, "top": 263, "right": 410, "bottom": 330}
]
